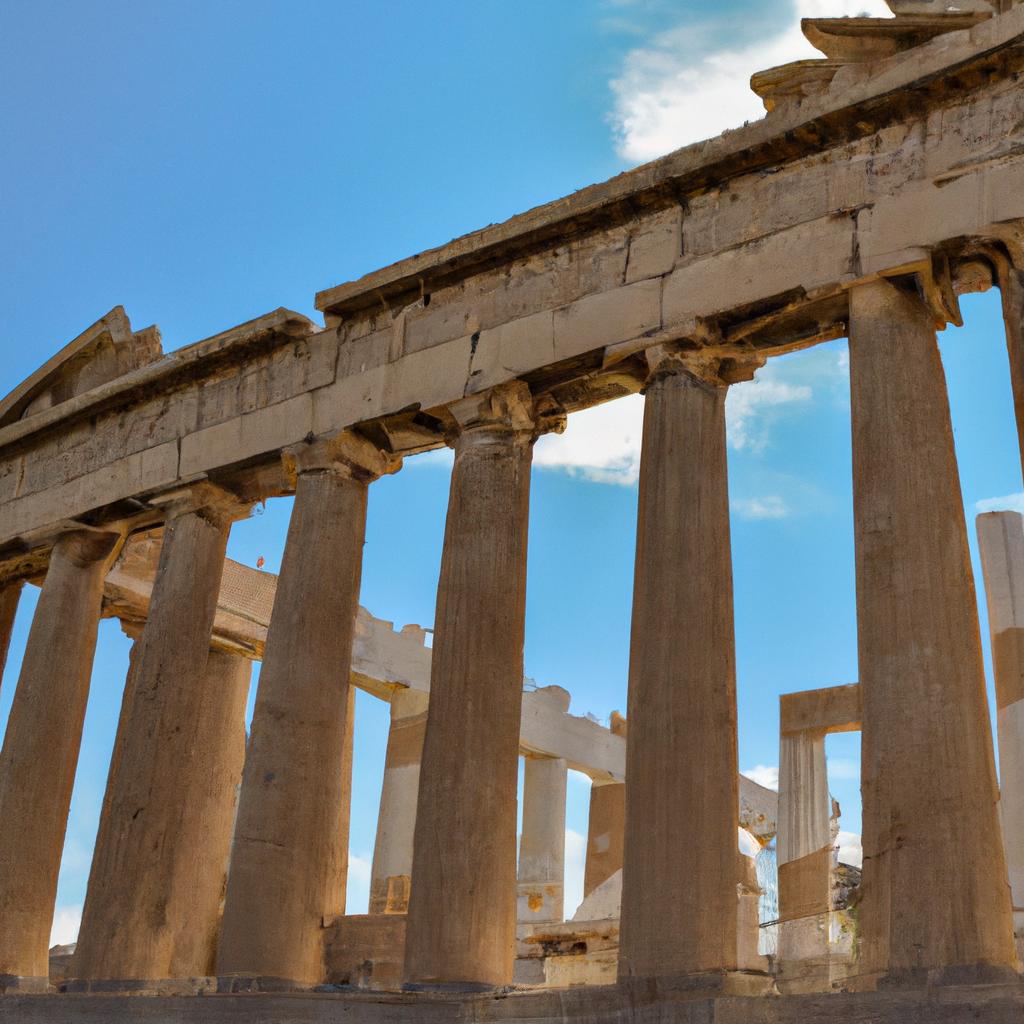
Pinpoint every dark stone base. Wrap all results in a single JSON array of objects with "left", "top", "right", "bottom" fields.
[
  {"left": 0, "top": 976, "right": 47, "bottom": 996},
  {"left": 2, "top": 980, "right": 1024, "bottom": 1023}
]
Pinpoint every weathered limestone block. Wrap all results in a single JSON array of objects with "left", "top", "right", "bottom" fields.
[
  {"left": 369, "top": 689, "right": 429, "bottom": 916},
  {"left": 625, "top": 207, "right": 681, "bottom": 285},
  {"left": 72, "top": 485, "right": 250, "bottom": 985},
  {"left": 0, "top": 530, "right": 119, "bottom": 990},
  {"left": 849, "top": 278, "right": 1016, "bottom": 982},
  {"left": 619, "top": 356, "right": 740, "bottom": 981},
  {"left": 404, "top": 383, "right": 538, "bottom": 989},
  {"left": 217, "top": 434, "right": 394, "bottom": 987}
]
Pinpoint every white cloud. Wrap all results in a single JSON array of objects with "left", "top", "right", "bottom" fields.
[
  {"left": 610, "top": 0, "right": 892, "bottom": 162},
  {"left": 742, "top": 764, "right": 779, "bottom": 791},
  {"left": 534, "top": 394, "right": 646, "bottom": 485},
  {"left": 346, "top": 851, "right": 372, "bottom": 915},
  {"left": 50, "top": 904, "right": 82, "bottom": 947},
  {"left": 977, "top": 492, "right": 1024, "bottom": 515},
  {"left": 533, "top": 358, "right": 816, "bottom": 486},
  {"left": 835, "top": 830, "right": 863, "bottom": 868},
  {"left": 563, "top": 828, "right": 587, "bottom": 919},
  {"left": 731, "top": 496, "right": 789, "bottom": 520}
]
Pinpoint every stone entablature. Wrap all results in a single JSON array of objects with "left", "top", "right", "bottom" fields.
[{"left": 0, "top": 11, "right": 1021, "bottom": 566}]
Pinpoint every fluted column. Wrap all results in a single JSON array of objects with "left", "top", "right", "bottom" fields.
[
  {"left": 776, "top": 728, "right": 832, "bottom": 970},
  {"left": 517, "top": 756, "right": 568, "bottom": 925},
  {"left": 849, "top": 278, "right": 1016, "bottom": 982},
  {"left": 583, "top": 712, "right": 626, "bottom": 901},
  {"left": 0, "top": 529, "right": 119, "bottom": 990},
  {"left": 73, "top": 484, "right": 251, "bottom": 985},
  {"left": 404, "top": 382, "right": 543, "bottom": 989},
  {"left": 976, "top": 511, "right": 1024, "bottom": 940},
  {"left": 217, "top": 433, "right": 397, "bottom": 987},
  {"left": 618, "top": 350, "right": 742, "bottom": 982},
  {"left": 369, "top": 688, "right": 429, "bottom": 915},
  {"left": 1000, "top": 263, "right": 1024, "bottom": 482},
  {"left": 0, "top": 580, "right": 23, "bottom": 695}
]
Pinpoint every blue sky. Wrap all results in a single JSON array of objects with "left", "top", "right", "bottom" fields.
[{"left": 1, "top": 0, "right": 1018, "bottom": 943}]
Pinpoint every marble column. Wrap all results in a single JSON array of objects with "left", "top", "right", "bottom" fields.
[
  {"left": 73, "top": 484, "right": 251, "bottom": 985},
  {"left": 0, "top": 529, "right": 119, "bottom": 989},
  {"left": 584, "top": 712, "right": 626, "bottom": 900},
  {"left": 776, "top": 729, "right": 832, "bottom": 968},
  {"left": 370, "top": 688, "right": 429, "bottom": 915},
  {"left": 0, "top": 579, "right": 23, "bottom": 695},
  {"left": 217, "top": 433, "right": 396, "bottom": 987},
  {"left": 517, "top": 756, "right": 568, "bottom": 925},
  {"left": 1000, "top": 264, "right": 1024, "bottom": 483},
  {"left": 404, "top": 382, "right": 539, "bottom": 989},
  {"left": 976, "top": 510, "right": 1024, "bottom": 939},
  {"left": 618, "top": 352, "right": 740, "bottom": 981},
  {"left": 849, "top": 278, "right": 1015, "bottom": 981}
]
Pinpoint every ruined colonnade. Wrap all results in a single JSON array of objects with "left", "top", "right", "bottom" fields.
[
  {"left": 0, "top": 6, "right": 1023, "bottom": 1017},
  {"left": 0, "top": 273, "right": 1021, "bottom": 995}
]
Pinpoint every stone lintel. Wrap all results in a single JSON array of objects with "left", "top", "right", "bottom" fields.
[{"left": 780, "top": 684, "right": 862, "bottom": 736}]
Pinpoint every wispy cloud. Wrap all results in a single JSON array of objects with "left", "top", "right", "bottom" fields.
[
  {"left": 534, "top": 357, "right": 822, "bottom": 486},
  {"left": 827, "top": 756, "right": 860, "bottom": 781},
  {"left": 742, "top": 764, "right": 779, "bottom": 791},
  {"left": 732, "top": 496, "right": 789, "bottom": 520},
  {"left": 609, "top": 0, "right": 892, "bottom": 162},
  {"left": 977, "top": 492, "right": 1024, "bottom": 515}
]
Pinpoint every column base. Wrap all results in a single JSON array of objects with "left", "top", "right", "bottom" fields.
[
  {"left": 877, "top": 963, "right": 1023, "bottom": 990},
  {"left": 402, "top": 981, "right": 504, "bottom": 994},
  {"left": 60, "top": 977, "right": 216, "bottom": 996},
  {"left": 0, "top": 974, "right": 48, "bottom": 995},
  {"left": 619, "top": 969, "right": 777, "bottom": 1000},
  {"left": 215, "top": 975, "right": 317, "bottom": 994}
]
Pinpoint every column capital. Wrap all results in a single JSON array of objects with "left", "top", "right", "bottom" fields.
[
  {"left": 642, "top": 344, "right": 765, "bottom": 392},
  {"left": 53, "top": 527, "right": 122, "bottom": 569},
  {"left": 151, "top": 481, "right": 253, "bottom": 528},
  {"left": 283, "top": 431, "right": 401, "bottom": 484},
  {"left": 444, "top": 381, "right": 565, "bottom": 446}
]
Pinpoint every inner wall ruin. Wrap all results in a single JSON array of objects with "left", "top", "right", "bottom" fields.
[{"left": 1, "top": 1, "right": 1024, "bottom": 1020}]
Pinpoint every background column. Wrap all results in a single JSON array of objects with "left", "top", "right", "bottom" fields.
[
  {"left": 217, "top": 433, "right": 395, "bottom": 986},
  {"left": 517, "top": 756, "right": 568, "bottom": 925},
  {"left": 849, "top": 278, "right": 1016, "bottom": 981},
  {"left": 583, "top": 712, "right": 626, "bottom": 901},
  {"left": 404, "top": 382, "right": 538, "bottom": 989},
  {"left": 73, "top": 484, "right": 250, "bottom": 985},
  {"left": 977, "top": 510, "right": 1024, "bottom": 942},
  {"left": 0, "top": 530, "right": 118, "bottom": 990},
  {"left": 618, "top": 353, "right": 741, "bottom": 982},
  {"left": 370, "top": 688, "right": 429, "bottom": 915},
  {"left": 776, "top": 728, "right": 832, "bottom": 973}
]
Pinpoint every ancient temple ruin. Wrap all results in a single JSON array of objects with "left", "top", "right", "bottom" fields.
[{"left": 1, "top": 1, "right": 1024, "bottom": 1019}]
